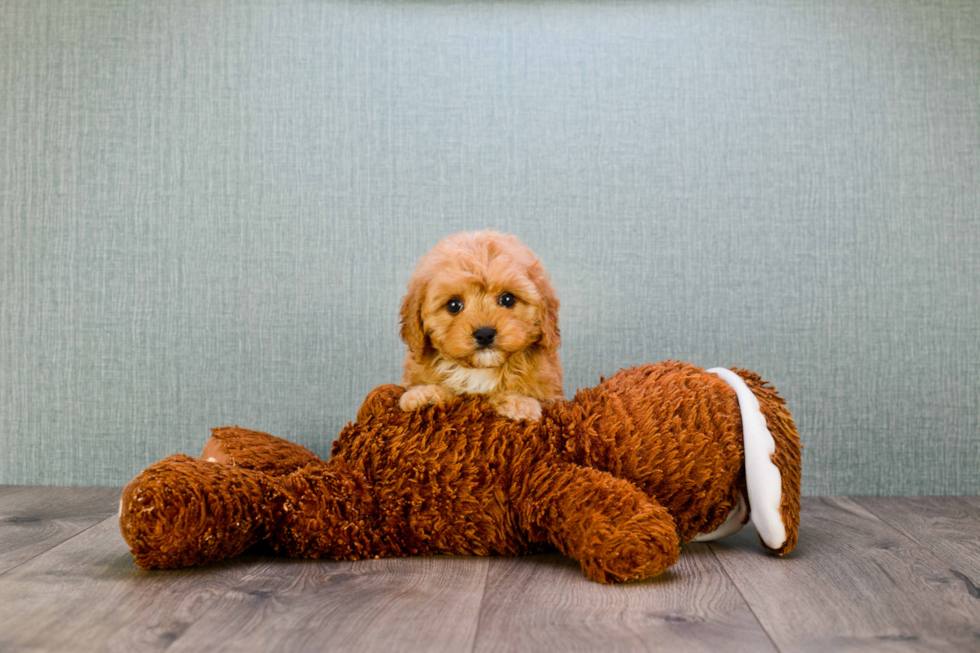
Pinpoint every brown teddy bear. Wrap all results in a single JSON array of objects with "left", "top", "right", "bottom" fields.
[{"left": 119, "top": 361, "right": 801, "bottom": 583}]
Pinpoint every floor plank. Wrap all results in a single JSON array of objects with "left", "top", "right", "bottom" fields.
[
  {"left": 959, "top": 496, "right": 980, "bottom": 512},
  {"left": 5, "top": 490, "right": 980, "bottom": 652},
  {"left": 0, "top": 516, "right": 487, "bottom": 653},
  {"left": 472, "top": 546, "right": 776, "bottom": 653},
  {"left": 0, "top": 486, "right": 121, "bottom": 575},
  {"left": 854, "top": 496, "right": 980, "bottom": 601},
  {"left": 161, "top": 555, "right": 488, "bottom": 653},
  {"left": 709, "top": 497, "right": 980, "bottom": 652}
]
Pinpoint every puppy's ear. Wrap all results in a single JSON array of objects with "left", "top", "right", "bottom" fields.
[
  {"left": 399, "top": 275, "right": 430, "bottom": 363},
  {"left": 529, "top": 262, "right": 561, "bottom": 354}
]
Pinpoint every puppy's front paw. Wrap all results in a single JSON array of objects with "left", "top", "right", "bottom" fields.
[
  {"left": 489, "top": 393, "right": 542, "bottom": 422},
  {"left": 399, "top": 384, "right": 455, "bottom": 412}
]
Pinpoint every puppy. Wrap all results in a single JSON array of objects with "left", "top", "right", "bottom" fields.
[{"left": 399, "top": 231, "right": 562, "bottom": 421}]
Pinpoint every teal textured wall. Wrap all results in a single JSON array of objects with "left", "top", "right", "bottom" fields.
[{"left": 1, "top": 0, "right": 978, "bottom": 494}]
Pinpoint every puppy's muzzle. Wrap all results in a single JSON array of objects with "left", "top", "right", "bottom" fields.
[{"left": 472, "top": 327, "right": 497, "bottom": 349}]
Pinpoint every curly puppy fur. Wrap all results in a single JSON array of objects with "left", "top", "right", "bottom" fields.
[{"left": 399, "top": 231, "right": 562, "bottom": 421}]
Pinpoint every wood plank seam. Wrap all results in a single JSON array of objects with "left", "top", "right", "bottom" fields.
[
  {"left": 468, "top": 559, "right": 494, "bottom": 653},
  {"left": 705, "top": 542, "right": 783, "bottom": 652},
  {"left": 857, "top": 498, "right": 963, "bottom": 553},
  {"left": 708, "top": 497, "right": 980, "bottom": 650},
  {"left": 0, "top": 514, "right": 116, "bottom": 580},
  {"left": 858, "top": 497, "right": 980, "bottom": 603}
]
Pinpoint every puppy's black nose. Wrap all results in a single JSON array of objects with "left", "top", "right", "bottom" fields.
[{"left": 473, "top": 327, "right": 497, "bottom": 348}]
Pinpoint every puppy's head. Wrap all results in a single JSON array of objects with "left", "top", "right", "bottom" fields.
[{"left": 400, "top": 231, "right": 559, "bottom": 369}]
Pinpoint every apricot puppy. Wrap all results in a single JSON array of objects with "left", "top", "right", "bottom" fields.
[{"left": 399, "top": 231, "right": 562, "bottom": 421}]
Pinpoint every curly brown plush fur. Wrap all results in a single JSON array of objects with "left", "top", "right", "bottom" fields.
[{"left": 120, "top": 362, "right": 801, "bottom": 583}]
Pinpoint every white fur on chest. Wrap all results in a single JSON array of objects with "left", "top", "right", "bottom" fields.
[{"left": 434, "top": 360, "right": 502, "bottom": 395}]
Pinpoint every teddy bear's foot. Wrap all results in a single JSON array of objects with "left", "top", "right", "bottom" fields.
[
  {"left": 120, "top": 454, "right": 281, "bottom": 569},
  {"left": 201, "top": 426, "right": 322, "bottom": 477},
  {"left": 577, "top": 507, "right": 681, "bottom": 583},
  {"left": 516, "top": 463, "right": 681, "bottom": 583}
]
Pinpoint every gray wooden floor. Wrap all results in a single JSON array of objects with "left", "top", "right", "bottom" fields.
[{"left": 1, "top": 488, "right": 978, "bottom": 652}]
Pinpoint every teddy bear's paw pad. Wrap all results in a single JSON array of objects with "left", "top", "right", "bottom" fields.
[{"left": 200, "top": 436, "right": 232, "bottom": 465}]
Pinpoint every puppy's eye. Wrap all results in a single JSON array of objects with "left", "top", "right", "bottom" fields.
[
  {"left": 498, "top": 292, "right": 516, "bottom": 308},
  {"left": 446, "top": 298, "right": 464, "bottom": 314}
]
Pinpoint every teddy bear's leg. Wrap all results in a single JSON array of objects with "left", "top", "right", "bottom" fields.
[
  {"left": 200, "top": 426, "right": 322, "bottom": 477},
  {"left": 120, "top": 454, "right": 282, "bottom": 569},
  {"left": 513, "top": 462, "right": 680, "bottom": 583}
]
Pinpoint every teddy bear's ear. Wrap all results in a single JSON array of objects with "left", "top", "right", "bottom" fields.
[
  {"left": 529, "top": 261, "right": 561, "bottom": 354},
  {"left": 399, "top": 274, "right": 430, "bottom": 363}
]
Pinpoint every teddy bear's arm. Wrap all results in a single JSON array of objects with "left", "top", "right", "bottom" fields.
[
  {"left": 121, "top": 454, "right": 393, "bottom": 569},
  {"left": 356, "top": 384, "right": 406, "bottom": 422},
  {"left": 269, "top": 462, "right": 394, "bottom": 561},
  {"left": 120, "top": 454, "right": 281, "bottom": 569},
  {"left": 511, "top": 461, "right": 681, "bottom": 583}
]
